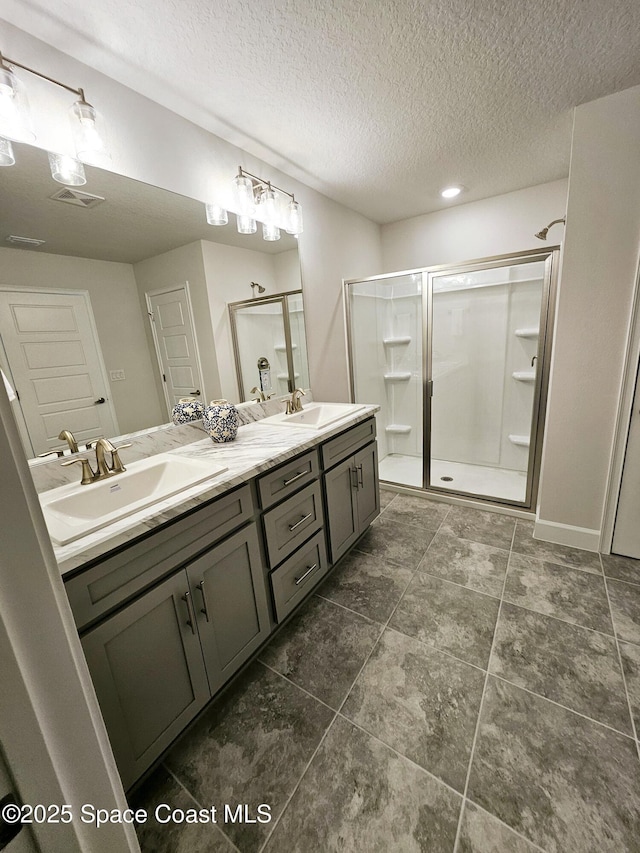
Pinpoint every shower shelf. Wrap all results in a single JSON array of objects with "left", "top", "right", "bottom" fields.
[
  {"left": 383, "top": 336, "right": 412, "bottom": 346},
  {"left": 514, "top": 327, "right": 539, "bottom": 338},
  {"left": 385, "top": 424, "right": 412, "bottom": 434},
  {"left": 509, "top": 434, "right": 530, "bottom": 448},
  {"left": 383, "top": 372, "right": 412, "bottom": 381},
  {"left": 512, "top": 371, "right": 536, "bottom": 382},
  {"left": 274, "top": 344, "right": 298, "bottom": 352}
]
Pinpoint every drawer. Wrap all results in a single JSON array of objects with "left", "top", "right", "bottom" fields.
[
  {"left": 65, "top": 484, "right": 254, "bottom": 631},
  {"left": 270, "top": 531, "right": 329, "bottom": 623},
  {"left": 257, "top": 449, "right": 319, "bottom": 509},
  {"left": 262, "top": 481, "right": 324, "bottom": 568},
  {"left": 321, "top": 418, "right": 376, "bottom": 470}
]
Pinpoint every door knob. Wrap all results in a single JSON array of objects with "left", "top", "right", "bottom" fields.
[
  {"left": 189, "top": 390, "right": 201, "bottom": 396},
  {"left": 94, "top": 397, "right": 106, "bottom": 404}
]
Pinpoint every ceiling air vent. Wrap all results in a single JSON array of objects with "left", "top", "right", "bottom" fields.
[
  {"left": 49, "top": 188, "right": 106, "bottom": 209},
  {"left": 5, "top": 235, "right": 46, "bottom": 248}
]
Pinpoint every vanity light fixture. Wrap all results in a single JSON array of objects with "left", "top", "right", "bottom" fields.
[
  {"left": 0, "top": 50, "right": 110, "bottom": 183},
  {"left": 440, "top": 185, "right": 464, "bottom": 199},
  {"left": 205, "top": 203, "right": 228, "bottom": 226},
  {"left": 233, "top": 167, "right": 304, "bottom": 239}
]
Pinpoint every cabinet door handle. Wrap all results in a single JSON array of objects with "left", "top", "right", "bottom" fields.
[
  {"left": 288, "top": 511, "right": 313, "bottom": 532},
  {"left": 357, "top": 464, "right": 364, "bottom": 488},
  {"left": 182, "top": 591, "right": 196, "bottom": 634},
  {"left": 283, "top": 470, "right": 306, "bottom": 487},
  {"left": 197, "top": 580, "right": 210, "bottom": 622},
  {"left": 294, "top": 563, "right": 318, "bottom": 585},
  {"left": 351, "top": 467, "right": 359, "bottom": 489}
]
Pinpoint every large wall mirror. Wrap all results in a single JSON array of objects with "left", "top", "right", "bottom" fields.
[{"left": 0, "top": 143, "right": 307, "bottom": 461}]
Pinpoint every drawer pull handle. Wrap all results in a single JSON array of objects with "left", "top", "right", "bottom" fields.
[
  {"left": 283, "top": 470, "right": 307, "bottom": 487},
  {"left": 288, "top": 511, "right": 313, "bottom": 532},
  {"left": 182, "top": 591, "right": 197, "bottom": 634},
  {"left": 197, "top": 580, "right": 210, "bottom": 622},
  {"left": 295, "top": 563, "right": 318, "bottom": 585}
]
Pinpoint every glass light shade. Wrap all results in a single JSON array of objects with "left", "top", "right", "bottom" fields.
[
  {"left": 233, "top": 174, "right": 255, "bottom": 215},
  {"left": 0, "top": 137, "right": 15, "bottom": 166},
  {"left": 258, "top": 187, "right": 278, "bottom": 225},
  {"left": 262, "top": 222, "right": 281, "bottom": 241},
  {"left": 285, "top": 199, "right": 304, "bottom": 235},
  {"left": 48, "top": 151, "right": 87, "bottom": 186},
  {"left": 205, "top": 203, "right": 228, "bottom": 226},
  {"left": 70, "top": 99, "right": 110, "bottom": 166},
  {"left": 0, "top": 66, "right": 35, "bottom": 142},
  {"left": 236, "top": 214, "right": 257, "bottom": 234}
]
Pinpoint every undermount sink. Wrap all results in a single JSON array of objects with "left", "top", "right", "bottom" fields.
[
  {"left": 40, "top": 453, "right": 228, "bottom": 545},
  {"left": 259, "top": 402, "right": 366, "bottom": 429}
]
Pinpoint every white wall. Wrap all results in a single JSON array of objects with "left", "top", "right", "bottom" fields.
[
  {"left": 0, "top": 247, "right": 163, "bottom": 434},
  {"left": 537, "top": 84, "right": 640, "bottom": 545},
  {"left": 381, "top": 179, "right": 568, "bottom": 272}
]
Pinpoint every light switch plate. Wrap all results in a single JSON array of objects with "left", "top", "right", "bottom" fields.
[{"left": 110, "top": 369, "right": 126, "bottom": 381}]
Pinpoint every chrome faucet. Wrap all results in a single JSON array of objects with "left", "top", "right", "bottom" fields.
[
  {"left": 286, "top": 388, "right": 305, "bottom": 415},
  {"left": 61, "top": 437, "right": 131, "bottom": 485}
]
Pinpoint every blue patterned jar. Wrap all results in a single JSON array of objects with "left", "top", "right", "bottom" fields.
[
  {"left": 203, "top": 399, "right": 239, "bottom": 443},
  {"left": 171, "top": 397, "right": 205, "bottom": 425}
]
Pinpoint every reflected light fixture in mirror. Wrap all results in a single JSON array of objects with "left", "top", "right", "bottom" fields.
[
  {"left": 205, "top": 203, "right": 228, "bottom": 226},
  {"left": 48, "top": 151, "right": 86, "bottom": 186}
]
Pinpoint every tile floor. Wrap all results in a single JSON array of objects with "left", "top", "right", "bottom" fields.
[{"left": 131, "top": 491, "right": 640, "bottom": 852}]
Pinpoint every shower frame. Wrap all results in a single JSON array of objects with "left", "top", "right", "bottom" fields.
[{"left": 344, "top": 246, "right": 560, "bottom": 511}]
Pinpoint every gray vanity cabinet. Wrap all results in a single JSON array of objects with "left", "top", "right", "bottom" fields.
[
  {"left": 185, "top": 524, "right": 270, "bottom": 695},
  {"left": 81, "top": 569, "right": 210, "bottom": 789},
  {"left": 324, "top": 440, "right": 379, "bottom": 563}
]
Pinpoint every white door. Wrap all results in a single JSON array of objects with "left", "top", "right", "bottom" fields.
[
  {"left": 146, "top": 285, "right": 204, "bottom": 414},
  {"left": 612, "top": 358, "right": 640, "bottom": 558},
  {"left": 0, "top": 289, "right": 118, "bottom": 456}
]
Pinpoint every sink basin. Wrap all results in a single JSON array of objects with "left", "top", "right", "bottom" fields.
[
  {"left": 40, "top": 453, "right": 228, "bottom": 545},
  {"left": 259, "top": 402, "right": 366, "bottom": 429}
]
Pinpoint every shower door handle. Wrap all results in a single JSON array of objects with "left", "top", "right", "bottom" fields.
[{"left": 427, "top": 380, "right": 433, "bottom": 397}]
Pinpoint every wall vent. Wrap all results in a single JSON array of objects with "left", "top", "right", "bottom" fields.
[
  {"left": 5, "top": 235, "right": 46, "bottom": 248},
  {"left": 49, "top": 188, "right": 106, "bottom": 209}
]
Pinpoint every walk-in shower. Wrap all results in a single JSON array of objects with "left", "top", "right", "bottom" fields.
[{"left": 344, "top": 248, "right": 559, "bottom": 508}]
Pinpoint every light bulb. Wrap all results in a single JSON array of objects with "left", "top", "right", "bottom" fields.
[
  {"left": 0, "top": 66, "right": 35, "bottom": 142},
  {"left": 0, "top": 137, "right": 15, "bottom": 166},
  {"left": 237, "top": 214, "right": 257, "bottom": 234},
  {"left": 48, "top": 152, "right": 86, "bottom": 186},
  {"left": 259, "top": 187, "right": 278, "bottom": 225},
  {"left": 285, "top": 199, "right": 304, "bottom": 235},
  {"left": 262, "top": 222, "right": 281, "bottom": 241},
  {"left": 440, "top": 185, "right": 463, "bottom": 199},
  {"left": 70, "top": 99, "right": 110, "bottom": 166},
  {"left": 205, "top": 203, "right": 228, "bottom": 226},
  {"left": 233, "top": 174, "right": 255, "bottom": 215}
]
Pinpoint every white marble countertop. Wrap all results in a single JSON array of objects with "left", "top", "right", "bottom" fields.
[{"left": 55, "top": 405, "right": 379, "bottom": 577}]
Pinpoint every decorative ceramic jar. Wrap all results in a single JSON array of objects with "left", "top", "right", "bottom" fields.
[
  {"left": 171, "top": 396, "right": 205, "bottom": 425},
  {"left": 203, "top": 399, "right": 239, "bottom": 443}
]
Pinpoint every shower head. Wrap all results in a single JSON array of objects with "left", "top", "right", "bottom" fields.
[
  {"left": 535, "top": 217, "right": 566, "bottom": 241},
  {"left": 250, "top": 281, "right": 266, "bottom": 295}
]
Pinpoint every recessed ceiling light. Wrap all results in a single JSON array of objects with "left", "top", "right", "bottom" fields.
[{"left": 440, "top": 185, "right": 463, "bottom": 199}]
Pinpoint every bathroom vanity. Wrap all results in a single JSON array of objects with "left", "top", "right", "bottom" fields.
[{"left": 50, "top": 406, "right": 379, "bottom": 789}]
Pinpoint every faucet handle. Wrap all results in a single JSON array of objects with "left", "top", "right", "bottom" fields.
[
  {"left": 61, "top": 457, "right": 96, "bottom": 485},
  {"left": 37, "top": 449, "right": 65, "bottom": 458},
  {"left": 110, "top": 442, "right": 132, "bottom": 474}
]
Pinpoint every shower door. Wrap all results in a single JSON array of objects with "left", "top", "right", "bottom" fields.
[{"left": 425, "top": 249, "right": 558, "bottom": 507}]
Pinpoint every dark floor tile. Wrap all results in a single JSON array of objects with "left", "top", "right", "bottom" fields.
[
  {"left": 602, "top": 552, "right": 640, "bottom": 586},
  {"left": 317, "top": 549, "right": 414, "bottom": 623},
  {"left": 379, "top": 488, "right": 397, "bottom": 510},
  {"left": 420, "top": 532, "right": 508, "bottom": 598},
  {"left": 491, "top": 602, "right": 632, "bottom": 733},
  {"left": 512, "top": 520, "right": 602, "bottom": 574},
  {"left": 380, "top": 493, "right": 450, "bottom": 530},
  {"left": 356, "top": 514, "right": 436, "bottom": 568},
  {"left": 165, "top": 662, "right": 333, "bottom": 853},
  {"left": 131, "top": 767, "right": 236, "bottom": 853},
  {"left": 608, "top": 578, "right": 640, "bottom": 645},
  {"left": 439, "top": 505, "right": 516, "bottom": 550},
  {"left": 342, "top": 628, "right": 485, "bottom": 792},
  {"left": 259, "top": 595, "right": 381, "bottom": 709},
  {"left": 504, "top": 553, "right": 613, "bottom": 634},
  {"left": 458, "top": 802, "right": 540, "bottom": 853},
  {"left": 620, "top": 641, "right": 640, "bottom": 734},
  {"left": 468, "top": 677, "right": 640, "bottom": 853},
  {"left": 390, "top": 573, "right": 499, "bottom": 668},
  {"left": 263, "top": 715, "right": 461, "bottom": 852}
]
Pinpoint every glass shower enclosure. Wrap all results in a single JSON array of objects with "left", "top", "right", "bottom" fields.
[{"left": 344, "top": 249, "right": 558, "bottom": 509}]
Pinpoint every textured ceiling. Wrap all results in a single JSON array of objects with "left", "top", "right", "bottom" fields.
[{"left": 1, "top": 0, "right": 639, "bottom": 223}]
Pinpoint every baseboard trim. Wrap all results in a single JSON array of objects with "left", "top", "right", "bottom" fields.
[{"left": 534, "top": 518, "right": 601, "bottom": 552}]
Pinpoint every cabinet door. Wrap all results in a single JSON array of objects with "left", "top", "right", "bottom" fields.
[
  {"left": 187, "top": 524, "right": 270, "bottom": 695},
  {"left": 354, "top": 442, "right": 380, "bottom": 532},
  {"left": 324, "top": 455, "right": 359, "bottom": 563},
  {"left": 81, "top": 570, "right": 209, "bottom": 789}
]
